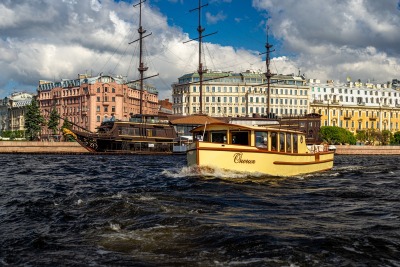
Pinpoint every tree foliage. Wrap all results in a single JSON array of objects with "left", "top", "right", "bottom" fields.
[
  {"left": 24, "top": 98, "right": 45, "bottom": 140},
  {"left": 391, "top": 131, "right": 400, "bottom": 145},
  {"left": 380, "top": 130, "right": 392, "bottom": 145},
  {"left": 1, "top": 130, "right": 25, "bottom": 139},
  {"left": 47, "top": 108, "right": 60, "bottom": 135},
  {"left": 319, "top": 126, "right": 356, "bottom": 145},
  {"left": 356, "top": 130, "right": 367, "bottom": 143}
]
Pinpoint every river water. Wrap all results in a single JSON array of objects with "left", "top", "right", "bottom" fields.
[{"left": 0, "top": 154, "right": 399, "bottom": 266}]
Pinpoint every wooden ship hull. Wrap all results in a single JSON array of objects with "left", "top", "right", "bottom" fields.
[{"left": 71, "top": 115, "right": 177, "bottom": 153}]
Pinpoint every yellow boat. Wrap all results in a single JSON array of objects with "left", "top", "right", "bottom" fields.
[{"left": 187, "top": 122, "right": 334, "bottom": 177}]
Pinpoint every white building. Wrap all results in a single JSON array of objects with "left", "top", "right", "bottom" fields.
[
  {"left": 172, "top": 70, "right": 309, "bottom": 118},
  {"left": 0, "top": 92, "right": 34, "bottom": 132},
  {"left": 309, "top": 79, "right": 400, "bottom": 132}
]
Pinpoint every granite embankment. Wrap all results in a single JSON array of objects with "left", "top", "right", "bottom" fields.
[
  {"left": 1, "top": 142, "right": 398, "bottom": 155},
  {"left": 0, "top": 141, "right": 89, "bottom": 154},
  {"left": 335, "top": 145, "right": 400, "bottom": 155}
]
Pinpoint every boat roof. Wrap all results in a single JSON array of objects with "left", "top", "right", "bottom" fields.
[
  {"left": 190, "top": 122, "right": 304, "bottom": 134},
  {"left": 169, "top": 114, "right": 224, "bottom": 125}
]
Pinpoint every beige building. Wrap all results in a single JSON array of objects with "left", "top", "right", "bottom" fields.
[
  {"left": 172, "top": 70, "right": 309, "bottom": 117},
  {"left": 37, "top": 74, "right": 159, "bottom": 133},
  {"left": 309, "top": 79, "right": 400, "bottom": 133},
  {"left": 0, "top": 92, "right": 34, "bottom": 133}
]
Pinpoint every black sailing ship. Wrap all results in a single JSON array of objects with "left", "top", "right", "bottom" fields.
[
  {"left": 71, "top": 114, "right": 177, "bottom": 153},
  {"left": 70, "top": 1, "right": 177, "bottom": 153}
]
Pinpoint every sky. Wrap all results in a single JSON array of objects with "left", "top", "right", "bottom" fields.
[{"left": 1, "top": 0, "right": 400, "bottom": 100}]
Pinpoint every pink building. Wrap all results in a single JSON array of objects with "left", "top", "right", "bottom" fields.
[{"left": 37, "top": 74, "right": 159, "bottom": 133}]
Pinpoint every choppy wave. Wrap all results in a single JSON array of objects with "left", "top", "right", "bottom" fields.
[{"left": 0, "top": 154, "right": 399, "bottom": 266}]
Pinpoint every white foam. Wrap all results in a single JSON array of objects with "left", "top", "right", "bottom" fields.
[{"left": 110, "top": 223, "right": 121, "bottom": 231}]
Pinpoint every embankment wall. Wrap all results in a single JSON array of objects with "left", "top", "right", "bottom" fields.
[
  {"left": 335, "top": 145, "right": 400, "bottom": 155},
  {"left": 0, "top": 141, "right": 88, "bottom": 154}
]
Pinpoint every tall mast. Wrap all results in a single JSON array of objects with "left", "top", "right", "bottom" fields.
[
  {"left": 185, "top": 0, "right": 217, "bottom": 114},
  {"left": 137, "top": 1, "right": 147, "bottom": 115},
  {"left": 129, "top": 0, "right": 158, "bottom": 115},
  {"left": 260, "top": 26, "right": 275, "bottom": 116},
  {"left": 197, "top": 0, "right": 205, "bottom": 114}
]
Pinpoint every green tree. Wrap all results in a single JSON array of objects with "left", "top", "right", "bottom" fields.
[
  {"left": 319, "top": 126, "right": 356, "bottom": 145},
  {"left": 380, "top": 130, "right": 392, "bottom": 145},
  {"left": 391, "top": 131, "right": 400, "bottom": 145},
  {"left": 47, "top": 108, "right": 60, "bottom": 135},
  {"left": 356, "top": 130, "right": 367, "bottom": 144},
  {"left": 24, "top": 98, "right": 45, "bottom": 140},
  {"left": 365, "top": 129, "right": 378, "bottom": 145}
]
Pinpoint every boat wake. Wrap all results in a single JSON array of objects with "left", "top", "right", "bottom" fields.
[{"left": 162, "top": 166, "right": 297, "bottom": 184}]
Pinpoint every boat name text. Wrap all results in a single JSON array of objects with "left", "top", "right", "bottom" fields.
[{"left": 233, "top": 153, "right": 256, "bottom": 164}]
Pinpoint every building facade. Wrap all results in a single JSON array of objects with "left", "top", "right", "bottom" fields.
[
  {"left": 0, "top": 92, "right": 34, "bottom": 133},
  {"left": 37, "top": 74, "right": 159, "bottom": 133},
  {"left": 309, "top": 80, "right": 400, "bottom": 133},
  {"left": 172, "top": 70, "right": 309, "bottom": 118}
]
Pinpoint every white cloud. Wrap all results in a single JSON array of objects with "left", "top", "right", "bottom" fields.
[
  {"left": 3, "top": 0, "right": 400, "bottom": 102},
  {"left": 252, "top": 0, "right": 400, "bottom": 83},
  {"left": 206, "top": 11, "right": 227, "bottom": 25},
  {"left": 0, "top": 0, "right": 267, "bottom": 99}
]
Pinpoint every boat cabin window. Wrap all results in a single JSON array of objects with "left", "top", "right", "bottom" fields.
[
  {"left": 231, "top": 131, "right": 249, "bottom": 145},
  {"left": 279, "top": 133, "right": 285, "bottom": 152},
  {"left": 195, "top": 132, "right": 208, "bottom": 141},
  {"left": 255, "top": 131, "right": 268, "bottom": 148},
  {"left": 211, "top": 131, "right": 227, "bottom": 143},
  {"left": 120, "top": 127, "right": 140, "bottom": 136},
  {"left": 293, "top": 134, "right": 298, "bottom": 153},
  {"left": 286, "top": 133, "right": 292, "bottom": 153},
  {"left": 270, "top": 132, "right": 278, "bottom": 151}
]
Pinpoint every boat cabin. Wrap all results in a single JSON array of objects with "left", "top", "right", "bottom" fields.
[{"left": 191, "top": 123, "right": 309, "bottom": 154}]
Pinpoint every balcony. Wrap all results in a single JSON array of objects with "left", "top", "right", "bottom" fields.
[
  {"left": 331, "top": 100, "right": 340, "bottom": 105},
  {"left": 369, "top": 116, "right": 378, "bottom": 121},
  {"left": 343, "top": 115, "right": 352, "bottom": 120},
  {"left": 357, "top": 102, "right": 366, "bottom": 106},
  {"left": 313, "top": 100, "right": 323, "bottom": 104}
]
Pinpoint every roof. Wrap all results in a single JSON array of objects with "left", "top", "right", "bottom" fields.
[
  {"left": 169, "top": 114, "right": 224, "bottom": 125},
  {"left": 190, "top": 122, "right": 304, "bottom": 134}
]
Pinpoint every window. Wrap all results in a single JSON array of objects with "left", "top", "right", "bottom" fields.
[
  {"left": 255, "top": 131, "right": 268, "bottom": 148},
  {"left": 231, "top": 131, "right": 249, "bottom": 145},
  {"left": 270, "top": 132, "right": 278, "bottom": 151},
  {"left": 286, "top": 134, "right": 292, "bottom": 153},
  {"left": 293, "top": 134, "right": 298, "bottom": 153},
  {"left": 211, "top": 131, "right": 227, "bottom": 143}
]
